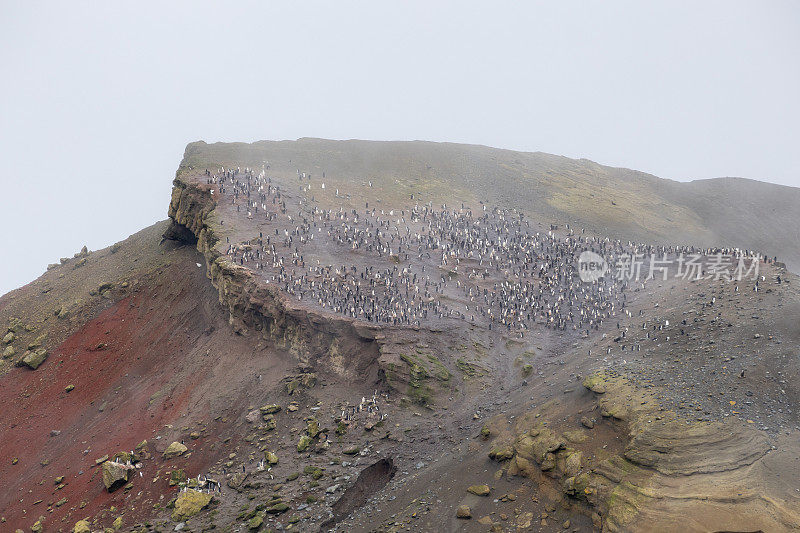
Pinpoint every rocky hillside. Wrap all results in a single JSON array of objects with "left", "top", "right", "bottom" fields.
[{"left": 0, "top": 139, "right": 798, "bottom": 533}]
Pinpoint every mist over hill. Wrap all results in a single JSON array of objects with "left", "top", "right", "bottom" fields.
[{"left": 181, "top": 138, "right": 800, "bottom": 271}]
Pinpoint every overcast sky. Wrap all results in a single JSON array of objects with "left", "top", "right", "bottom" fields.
[{"left": 1, "top": 1, "right": 798, "bottom": 296}]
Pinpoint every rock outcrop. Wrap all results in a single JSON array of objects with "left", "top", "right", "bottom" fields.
[
  {"left": 486, "top": 371, "right": 800, "bottom": 532},
  {"left": 167, "top": 174, "right": 445, "bottom": 400},
  {"left": 168, "top": 179, "right": 383, "bottom": 379}
]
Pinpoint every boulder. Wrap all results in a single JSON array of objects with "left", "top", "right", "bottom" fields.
[
  {"left": 303, "top": 466, "right": 324, "bottom": 479},
  {"left": 247, "top": 512, "right": 265, "bottom": 530},
  {"left": 163, "top": 441, "right": 188, "bottom": 459},
  {"left": 135, "top": 441, "right": 150, "bottom": 460},
  {"left": 20, "top": 348, "right": 48, "bottom": 369},
  {"left": 2, "top": 345, "right": 15, "bottom": 359},
  {"left": 306, "top": 418, "right": 321, "bottom": 437},
  {"left": 2, "top": 331, "right": 14, "bottom": 344},
  {"left": 260, "top": 404, "right": 281, "bottom": 415},
  {"left": 456, "top": 505, "right": 472, "bottom": 519},
  {"left": 102, "top": 461, "right": 129, "bottom": 492},
  {"left": 266, "top": 502, "right": 289, "bottom": 514},
  {"left": 265, "top": 451, "right": 279, "bottom": 465},
  {"left": 297, "top": 435, "right": 312, "bottom": 452},
  {"left": 112, "top": 451, "right": 132, "bottom": 464},
  {"left": 467, "top": 484, "right": 490, "bottom": 496},
  {"left": 227, "top": 472, "right": 248, "bottom": 491},
  {"left": 171, "top": 490, "right": 212, "bottom": 521},
  {"left": 73, "top": 519, "right": 91, "bottom": 533},
  {"left": 488, "top": 445, "right": 514, "bottom": 462},
  {"left": 262, "top": 415, "right": 277, "bottom": 430},
  {"left": 267, "top": 502, "right": 289, "bottom": 514}
]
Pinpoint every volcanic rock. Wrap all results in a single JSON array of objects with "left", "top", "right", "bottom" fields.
[
  {"left": 297, "top": 435, "right": 312, "bottom": 452},
  {"left": 227, "top": 472, "right": 248, "bottom": 491},
  {"left": 171, "top": 490, "right": 212, "bottom": 521},
  {"left": 163, "top": 441, "right": 188, "bottom": 459},
  {"left": 266, "top": 502, "right": 289, "bottom": 514},
  {"left": 102, "top": 461, "right": 129, "bottom": 492},
  {"left": 72, "top": 520, "right": 91, "bottom": 533},
  {"left": 467, "top": 484, "right": 490, "bottom": 496},
  {"left": 260, "top": 404, "right": 281, "bottom": 415},
  {"left": 19, "top": 348, "right": 48, "bottom": 369}
]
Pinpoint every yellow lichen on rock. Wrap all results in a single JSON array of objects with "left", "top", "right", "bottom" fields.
[{"left": 171, "top": 490, "right": 213, "bottom": 521}]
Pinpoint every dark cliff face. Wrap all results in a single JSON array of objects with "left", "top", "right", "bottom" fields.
[{"left": 168, "top": 177, "right": 385, "bottom": 380}]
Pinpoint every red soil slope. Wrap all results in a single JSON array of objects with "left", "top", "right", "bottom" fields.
[{"left": 0, "top": 247, "right": 292, "bottom": 532}]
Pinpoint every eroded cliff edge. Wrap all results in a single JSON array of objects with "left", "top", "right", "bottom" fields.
[{"left": 167, "top": 177, "right": 389, "bottom": 378}]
